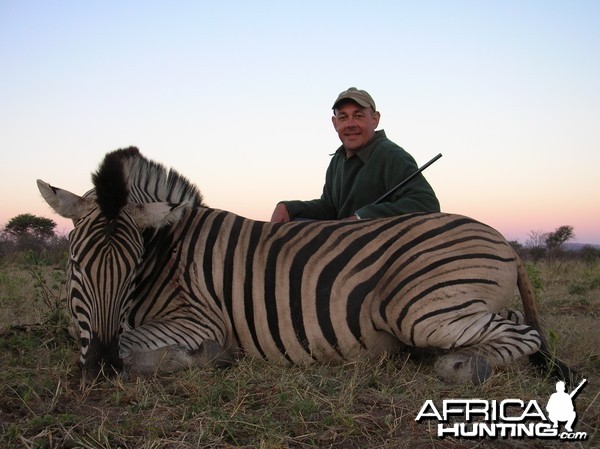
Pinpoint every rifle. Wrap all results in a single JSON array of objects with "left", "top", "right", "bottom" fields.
[
  {"left": 370, "top": 153, "right": 442, "bottom": 205},
  {"left": 569, "top": 378, "right": 587, "bottom": 399}
]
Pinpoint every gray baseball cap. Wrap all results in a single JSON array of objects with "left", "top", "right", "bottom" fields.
[{"left": 332, "top": 87, "right": 376, "bottom": 111}]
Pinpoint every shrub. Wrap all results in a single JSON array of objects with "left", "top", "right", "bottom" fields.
[{"left": 525, "top": 262, "right": 544, "bottom": 299}]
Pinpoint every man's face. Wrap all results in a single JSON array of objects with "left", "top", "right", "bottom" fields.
[{"left": 332, "top": 102, "right": 380, "bottom": 155}]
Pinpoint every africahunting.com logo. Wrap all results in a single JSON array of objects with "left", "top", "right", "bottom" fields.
[{"left": 416, "top": 379, "right": 588, "bottom": 441}]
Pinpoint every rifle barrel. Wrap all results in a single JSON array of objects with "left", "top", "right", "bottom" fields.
[
  {"left": 371, "top": 153, "right": 442, "bottom": 206},
  {"left": 569, "top": 378, "right": 587, "bottom": 398}
]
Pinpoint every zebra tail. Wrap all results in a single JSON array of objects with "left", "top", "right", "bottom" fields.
[{"left": 516, "top": 254, "right": 577, "bottom": 385}]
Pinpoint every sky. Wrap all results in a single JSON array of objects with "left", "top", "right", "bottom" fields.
[{"left": 1, "top": 1, "right": 599, "bottom": 245}]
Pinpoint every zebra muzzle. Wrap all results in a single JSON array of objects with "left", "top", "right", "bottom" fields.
[{"left": 81, "top": 335, "right": 123, "bottom": 384}]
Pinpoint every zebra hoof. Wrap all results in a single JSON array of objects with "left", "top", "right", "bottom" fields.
[
  {"left": 470, "top": 356, "right": 492, "bottom": 385},
  {"left": 434, "top": 354, "right": 492, "bottom": 385},
  {"left": 193, "top": 340, "right": 234, "bottom": 369}
]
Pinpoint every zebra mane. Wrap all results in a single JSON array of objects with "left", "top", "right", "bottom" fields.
[{"left": 92, "top": 147, "right": 204, "bottom": 220}]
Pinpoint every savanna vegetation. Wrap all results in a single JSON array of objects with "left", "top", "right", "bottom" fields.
[{"left": 0, "top": 217, "right": 598, "bottom": 448}]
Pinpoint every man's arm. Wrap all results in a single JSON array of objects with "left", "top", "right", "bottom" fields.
[
  {"left": 279, "top": 195, "right": 337, "bottom": 221},
  {"left": 270, "top": 203, "right": 291, "bottom": 223},
  {"left": 271, "top": 158, "right": 339, "bottom": 221}
]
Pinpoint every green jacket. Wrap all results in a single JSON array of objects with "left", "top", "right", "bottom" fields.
[{"left": 283, "top": 130, "right": 440, "bottom": 220}]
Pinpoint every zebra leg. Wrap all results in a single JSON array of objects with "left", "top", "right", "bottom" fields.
[
  {"left": 434, "top": 353, "right": 493, "bottom": 385},
  {"left": 121, "top": 339, "right": 234, "bottom": 375},
  {"left": 119, "top": 322, "right": 234, "bottom": 375},
  {"left": 425, "top": 312, "right": 542, "bottom": 384}
]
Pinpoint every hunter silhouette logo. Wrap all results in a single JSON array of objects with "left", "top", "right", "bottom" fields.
[
  {"left": 415, "top": 378, "right": 588, "bottom": 441},
  {"left": 546, "top": 379, "right": 586, "bottom": 432}
]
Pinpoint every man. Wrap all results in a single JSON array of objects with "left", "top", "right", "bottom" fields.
[
  {"left": 270, "top": 87, "right": 440, "bottom": 222},
  {"left": 546, "top": 381, "right": 577, "bottom": 432}
]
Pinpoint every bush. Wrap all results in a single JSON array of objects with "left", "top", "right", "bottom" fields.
[
  {"left": 0, "top": 235, "right": 68, "bottom": 267},
  {"left": 525, "top": 262, "right": 544, "bottom": 299},
  {"left": 568, "top": 281, "right": 588, "bottom": 295},
  {"left": 580, "top": 245, "right": 600, "bottom": 264},
  {"left": 0, "top": 237, "right": 16, "bottom": 262}
]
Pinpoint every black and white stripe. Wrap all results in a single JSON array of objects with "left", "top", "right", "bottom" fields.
[{"left": 40, "top": 147, "right": 567, "bottom": 383}]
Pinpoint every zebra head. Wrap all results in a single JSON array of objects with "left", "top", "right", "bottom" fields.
[{"left": 36, "top": 179, "right": 187, "bottom": 382}]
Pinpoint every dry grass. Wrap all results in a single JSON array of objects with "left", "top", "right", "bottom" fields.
[{"left": 1, "top": 259, "right": 598, "bottom": 448}]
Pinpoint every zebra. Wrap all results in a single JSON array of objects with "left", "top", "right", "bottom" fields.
[{"left": 37, "top": 147, "right": 571, "bottom": 385}]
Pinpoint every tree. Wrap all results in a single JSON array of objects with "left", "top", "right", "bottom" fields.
[
  {"left": 526, "top": 229, "right": 548, "bottom": 262},
  {"left": 545, "top": 225, "right": 575, "bottom": 250},
  {"left": 4, "top": 213, "right": 57, "bottom": 240}
]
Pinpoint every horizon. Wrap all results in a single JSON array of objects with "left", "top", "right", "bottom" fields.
[
  {"left": 7, "top": 211, "right": 600, "bottom": 249},
  {"left": 1, "top": 2, "right": 599, "bottom": 245}
]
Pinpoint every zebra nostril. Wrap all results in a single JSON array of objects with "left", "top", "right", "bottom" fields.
[
  {"left": 82, "top": 359, "right": 123, "bottom": 385},
  {"left": 82, "top": 362, "right": 122, "bottom": 385},
  {"left": 82, "top": 335, "right": 124, "bottom": 383}
]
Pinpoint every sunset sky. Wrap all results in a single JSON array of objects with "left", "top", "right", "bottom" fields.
[{"left": 1, "top": 1, "right": 599, "bottom": 244}]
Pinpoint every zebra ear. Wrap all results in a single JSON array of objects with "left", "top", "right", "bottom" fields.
[
  {"left": 125, "top": 202, "right": 189, "bottom": 229},
  {"left": 37, "top": 179, "right": 93, "bottom": 220}
]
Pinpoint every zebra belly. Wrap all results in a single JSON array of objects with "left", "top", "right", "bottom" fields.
[{"left": 234, "top": 315, "right": 401, "bottom": 365}]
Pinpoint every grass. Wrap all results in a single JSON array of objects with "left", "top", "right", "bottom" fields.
[{"left": 0, "top": 258, "right": 598, "bottom": 448}]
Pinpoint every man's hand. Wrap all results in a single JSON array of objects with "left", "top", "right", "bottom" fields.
[{"left": 270, "top": 203, "right": 291, "bottom": 223}]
